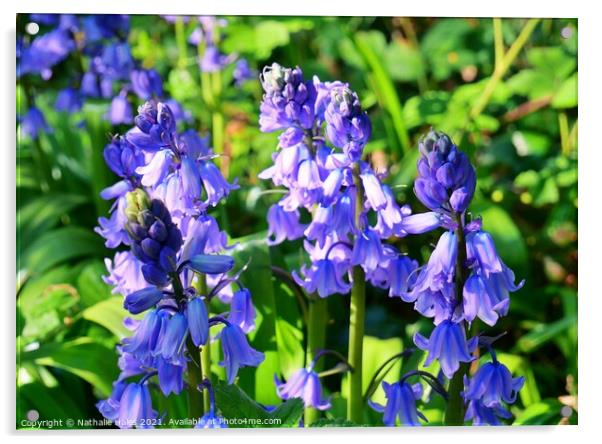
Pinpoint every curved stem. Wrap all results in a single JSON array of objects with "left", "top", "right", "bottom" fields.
[
  {"left": 363, "top": 349, "right": 415, "bottom": 402},
  {"left": 347, "top": 162, "right": 366, "bottom": 424},
  {"left": 271, "top": 265, "right": 309, "bottom": 323}
]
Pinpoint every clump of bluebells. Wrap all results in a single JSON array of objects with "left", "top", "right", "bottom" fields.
[
  {"left": 376, "top": 129, "right": 525, "bottom": 426},
  {"left": 96, "top": 100, "right": 264, "bottom": 429},
  {"left": 17, "top": 14, "right": 188, "bottom": 140},
  {"left": 258, "top": 63, "right": 526, "bottom": 425},
  {"left": 258, "top": 62, "right": 417, "bottom": 413}
]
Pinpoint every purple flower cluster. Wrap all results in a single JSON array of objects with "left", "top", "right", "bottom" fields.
[
  {"left": 17, "top": 14, "right": 186, "bottom": 141},
  {"left": 258, "top": 63, "right": 414, "bottom": 301},
  {"left": 392, "top": 129, "right": 525, "bottom": 425},
  {"left": 96, "top": 100, "right": 263, "bottom": 428}
]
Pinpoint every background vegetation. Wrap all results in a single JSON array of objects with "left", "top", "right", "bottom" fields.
[{"left": 16, "top": 16, "right": 578, "bottom": 427}]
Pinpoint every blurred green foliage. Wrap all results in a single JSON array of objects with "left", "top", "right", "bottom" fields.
[{"left": 17, "top": 16, "right": 577, "bottom": 427}]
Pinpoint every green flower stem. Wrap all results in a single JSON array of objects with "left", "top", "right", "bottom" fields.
[
  {"left": 195, "top": 273, "right": 212, "bottom": 413},
  {"left": 174, "top": 17, "right": 188, "bottom": 69},
  {"left": 169, "top": 271, "right": 204, "bottom": 418},
  {"left": 347, "top": 163, "right": 366, "bottom": 424},
  {"left": 444, "top": 213, "right": 469, "bottom": 426},
  {"left": 304, "top": 296, "right": 327, "bottom": 426}
]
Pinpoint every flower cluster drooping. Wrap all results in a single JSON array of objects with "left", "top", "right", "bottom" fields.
[
  {"left": 378, "top": 129, "right": 526, "bottom": 425},
  {"left": 96, "top": 100, "right": 264, "bottom": 428},
  {"left": 258, "top": 63, "right": 420, "bottom": 411}
]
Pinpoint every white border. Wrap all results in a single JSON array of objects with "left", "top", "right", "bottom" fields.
[{"left": 2, "top": 1, "right": 600, "bottom": 442}]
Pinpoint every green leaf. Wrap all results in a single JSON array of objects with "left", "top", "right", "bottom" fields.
[
  {"left": 76, "top": 261, "right": 113, "bottom": 307},
  {"left": 213, "top": 381, "right": 303, "bottom": 427},
  {"left": 552, "top": 74, "right": 577, "bottom": 109},
  {"left": 82, "top": 297, "right": 135, "bottom": 340},
  {"left": 342, "top": 336, "right": 403, "bottom": 407},
  {"left": 516, "top": 315, "right": 577, "bottom": 353},
  {"left": 21, "top": 338, "right": 118, "bottom": 397},
  {"left": 17, "top": 193, "right": 87, "bottom": 249},
  {"left": 384, "top": 42, "right": 424, "bottom": 82},
  {"left": 355, "top": 31, "right": 410, "bottom": 153},
  {"left": 513, "top": 399, "right": 563, "bottom": 425},
  {"left": 19, "top": 227, "right": 106, "bottom": 276}
]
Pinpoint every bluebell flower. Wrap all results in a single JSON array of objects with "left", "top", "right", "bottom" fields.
[
  {"left": 122, "top": 309, "right": 164, "bottom": 361},
  {"left": 107, "top": 91, "right": 134, "bottom": 125},
  {"left": 117, "top": 349, "right": 144, "bottom": 380},
  {"left": 198, "top": 160, "right": 237, "bottom": 206},
  {"left": 219, "top": 322, "right": 265, "bottom": 384},
  {"left": 115, "top": 382, "right": 157, "bottom": 429},
  {"left": 186, "top": 297, "right": 209, "bottom": 347},
  {"left": 55, "top": 88, "right": 83, "bottom": 113},
  {"left": 233, "top": 58, "right": 255, "bottom": 86},
  {"left": 466, "top": 230, "right": 503, "bottom": 276},
  {"left": 293, "top": 257, "right": 351, "bottom": 298},
  {"left": 136, "top": 149, "right": 174, "bottom": 187},
  {"left": 200, "top": 46, "right": 230, "bottom": 72},
  {"left": 96, "top": 380, "right": 127, "bottom": 421},
  {"left": 103, "top": 251, "right": 147, "bottom": 296},
  {"left": 324, "top": 86, "right": 371, "bottom": 161},
  {"left": 155, "top": 312, "right": 188, "bottom": 365},
  {"left": 185, "top": 254, "right": 235, "bottom": 275},
  {"left": 413, "top": 319, "right": 477, "bottom": 379},
  {"left": 463, "top": 360, "right": 525, "bottom": 408},
  {"left": 103, "top": 135, "right": 145, "bottom": 183},
  {"left": 414, "top": 129, "right": 476, "bottom": 214},
  {"left": 401, "top": 212, "right": 442, "bottom": 235},
  {"left": 387, "top": 255, "right": 419, "bottom": 298},
  {"left": 464, "top": 399, "right": 512, "bottom": 426},
  {"left": 275, "top": 368, "right": 331, "bottom": 410},
  {"left": 266, "top": 204, "right": 306, "bottom": 246},
  {"left": 407, "top": 230, "right": 457, "bottom": 296},
  {"left": 181, "top": 214, "right": 228, "bottom": 259},
  {"left": 351, "top": 228, "right": 383, "bottom": 273},
  {"left": 123, "top": 287, "right": 164, "bottom": 314},
  {"left": 20, "top": 107, "right": 51, "bottom": 139},
  {"left": 229, "top": 288, "right": 256, "bottom": 333},
  {"left": 369, "top": 381, "right": 425, "bottom": 426},
  {"left": 259, "top": 63, "right": 316, "bottom": 136},
  {"left": 131, "top": 68, "right": 163, "bottom": 100},
  {"left": 157, "top": 359, "right": 185, "bottom": 396},
  {"left": 125, "top": 195, "right": 183, "bottom": 286},
  {"left": 18, "top": 29, "right": 74, "bottom": 78},
  {"left": 360, "top": 169, "right": 387, "bottom": 210}
]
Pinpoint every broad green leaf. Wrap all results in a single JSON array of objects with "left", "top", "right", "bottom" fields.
[
  {"left": 20, "top": 227, "right": 106, "bottom": 275},
  {"left": 516, "top": 315, "right": 577, "bottom": 353},
  {"left": 213, "top": 381, "right": 303, "bottom": 427},
  {"left": 81, "top": 297, "right": 133, "bottom": 340},
  {"left": 77, "top": 260, "right": 113, "bottom": 307},
  {"left": 552, "top": 74, "right": 577, "bottom": 109},
  {"left": 342, "top": 336, "right": 403, "bottom": 406},
  {"left": 17, "top": 193, "right": 87, "bottom": 249},
  {"left": 21, "top": 338, "right": 118, "bottom": 397},
  {"left": 355, "top": 31, "right": 410, "bottom": 153},
  {"left": 384, "top": 42, "right": 425, "bottom": 82},
  {"left": 513, "top": 399, "right": 563, "bottom": 425}
]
